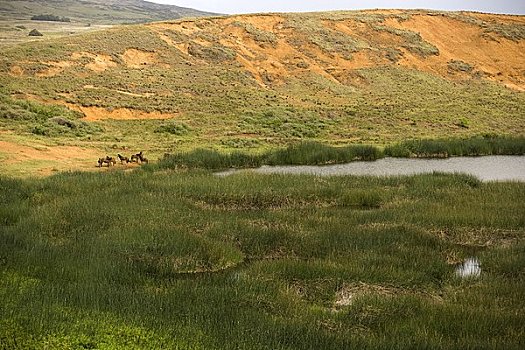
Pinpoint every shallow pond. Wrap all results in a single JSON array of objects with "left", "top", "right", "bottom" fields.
[
  {"left": 217, "top": 156, "right": 525, "bottom": 182},
  {"left": 456, "top": 258, "right": 481, "bottom": 278}
]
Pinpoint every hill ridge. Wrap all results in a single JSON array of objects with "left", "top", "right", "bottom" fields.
[{"left": 0, "top": 0, "right": 218, "bottom": 23}]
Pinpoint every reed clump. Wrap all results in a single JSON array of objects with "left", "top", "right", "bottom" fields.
[{"left": 385, "top": 135, "right": 525, "bottom": 158}]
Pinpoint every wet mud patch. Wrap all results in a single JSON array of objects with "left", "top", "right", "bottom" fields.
[{"left": 333, "top": 282, "right": 443, "bottom": 311}]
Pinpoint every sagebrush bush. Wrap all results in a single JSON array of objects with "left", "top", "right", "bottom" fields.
[{"left": 154, "top": 121, "right": 191, "bottom": 135}]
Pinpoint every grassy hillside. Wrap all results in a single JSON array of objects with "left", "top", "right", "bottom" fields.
[
  {"left": 0, "top": 0, "right": 217, "bottom": 46},
  {"left": 0, "top": 10, "right": 524, "bottom": 175},
  {"left": 0, "top": 0, "right": 217, "bottom": 23}
]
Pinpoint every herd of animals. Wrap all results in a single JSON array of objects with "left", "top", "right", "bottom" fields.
[{"left": 97, "top": 151, "right": 148, "bottom": 167}]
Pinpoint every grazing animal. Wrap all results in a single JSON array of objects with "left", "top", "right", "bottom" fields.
[
  {"left": 97, "top": 156, "right": 116, "bottom": 167},
  {"left": 131, "top": 151, "right": 148, "bottom": 164},
  {"left": 137, "top": 151, "right": 148, "bottom": 164},
  {"left": 117, "top": 154, "right": 130, "bottom": 164}
]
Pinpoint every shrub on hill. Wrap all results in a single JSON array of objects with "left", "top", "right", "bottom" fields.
[
  {"left": 154, "top": 121, "right": 191, "bottom": 136},
  {"left": 28, "top": 29, "right": 43, "bottom": 37},
  {"left": 0, "top": 94, "right": 102, "bottom": 137}
]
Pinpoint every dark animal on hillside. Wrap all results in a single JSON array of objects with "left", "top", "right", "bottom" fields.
[
  {"left": 97, "top": 156, "right": 116, "bottom": 167},
  {"left": 131, "top": 151, "right": 148, "bottom": 164},
  {"left": 117, "top": 154, "right": 130, "bottom": 164},
  {"left": 137, "top": 151, "right": 148, "bottom": 164}
]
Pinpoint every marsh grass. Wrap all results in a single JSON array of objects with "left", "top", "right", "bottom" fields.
[
  {"left": 156, "top": 136, "right": 525, "bottom": 171},
  {"left": 0, "top": 170, "right": 524, "bottom": 348},
  {"left": 385, "top": 135, "right": 525, "bottom": 158},
  {"left": 155, "top": 141, "right": 383, "bottom": 170}
]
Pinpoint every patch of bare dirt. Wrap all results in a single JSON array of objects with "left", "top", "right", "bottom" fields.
[
  {"left": 82, "top": 85, "right": 154, "bottom": 98},
  {"left": 174, "top": 42, "right": 189, "bottom": 55},
  {"left": 469, "top": 12, "right": 525, "bottom": 25},
  {"left": 36, "top": 61, "right": 74, "bottom": 77},
  {"left": 9, "top": 94, "right": 170, "bottom": 121},
  {"left": 72, "top": 51, "right": 117, "bottom": 72},
  {"left": 8, "top": 65, "right": 24, "bottom": 77},
  {"left": 218, "top": 18, "right": 345, "bottom": 86},
  {"left": 222, "top": 14, "right": 285, "bottom": 32},
  {"left": 384, "top": 14, "right": 525, "bottom": 90},
  {"left": 0, "top": 141, "right": 97, "bottom": 163},
  {"left": 78, "top": 106, "right": 176, "bottom": 121},
  {"left": 121, "top": 48, "right": 158, "bottom": 68},
  {"left": 150, "top": 20, "right": 202, "bottom": 35},
  {"left": 156, "top": 32, "right": 176, "bottom": 47},
  {"left": 0, "top": 140, "right": 103, "bottom": 176}
]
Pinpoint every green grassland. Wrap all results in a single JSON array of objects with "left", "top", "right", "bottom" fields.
[
  {"left": 1, "top": 10, "right": 525, "bottom": 348},
  {"left": 0, "top": 0, "right": 215, "bottom": 46},
  {"left": 1, "top": 169, "right": 524, "bottom": 348}
]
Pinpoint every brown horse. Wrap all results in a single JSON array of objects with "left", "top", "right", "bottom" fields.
[
  {"left": 97, "top": 156, "right": 116, "bottom": 167},
  {"left": 117, "top": 154, "right": 130, "bottom": 164},
  {"left": 131, "top": 151, "right": 148, "bottom": 164}
]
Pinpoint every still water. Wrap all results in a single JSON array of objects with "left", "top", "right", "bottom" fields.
[
  {"left": 456, "top": 258, "right": 481, "bottom": 278},
  {"left": 217, "top": 156, "right": 525, "bottom": 182}
]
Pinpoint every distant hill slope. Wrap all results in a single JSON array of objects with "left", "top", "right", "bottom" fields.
[
  {"left": 0, "top": 0, "right": 217, "bottom": 23},
  {"left": 1, "top": 10, "right": 524, "bottom": 148}
]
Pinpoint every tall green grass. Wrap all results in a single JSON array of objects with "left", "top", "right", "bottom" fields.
[
  {"left": 385, "top": 135, "right": 525, "bottom": 158},
  {"left": 155, "top": 136, "right": 525, "bottom": 171},
  {"left": 0, "top": 170, "right": 524, "bottom": 348},
  {"left": 156, "top": 141, "right": 384, "bottom": 170},
  {"left": 265, "top": 142, "right": 383, "bottom": 165}
]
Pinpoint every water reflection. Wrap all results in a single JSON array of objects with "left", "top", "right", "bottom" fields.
[
  {"left": 456, "top": 258, "right": 481, "bottom": 278},
  {"left": 216, "top": 156, "right": 525, "bottom": 182}
]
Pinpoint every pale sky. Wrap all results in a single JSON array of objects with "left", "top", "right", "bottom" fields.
[{"left": 151, "top": 0, "right": 525, "bottom": 15}]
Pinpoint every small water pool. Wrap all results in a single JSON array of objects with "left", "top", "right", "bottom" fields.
[
  {"left": 456, "top": 258, "right": 482, "bottom": 278},
  {"left": 216, "top": 156, "right": 525, "bottom": 182}
]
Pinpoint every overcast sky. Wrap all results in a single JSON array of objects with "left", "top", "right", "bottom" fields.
[{"left": 151, "top": 0, "right": 525, "bottom": 15}]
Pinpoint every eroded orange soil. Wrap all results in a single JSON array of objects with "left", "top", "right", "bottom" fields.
[
  {"left": 384, "top": 14, "right": 525, "bottom": 90},
  {"left": 78, "top": 106, "right": 175, "bottom": 121}
]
